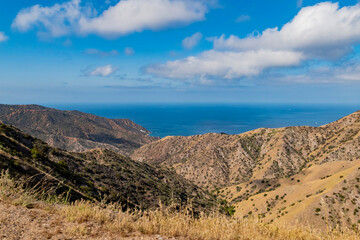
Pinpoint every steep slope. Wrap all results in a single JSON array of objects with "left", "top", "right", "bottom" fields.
[
  {"left": 132, "top": 111, "right": 360, "bottom": 189},
  {"left": 0, "top": 123, "right": 216, "bottom": 211},
  {"left": 0, "top": 104, "right": 159, "bottom": 155},
  {"left": 223, "top": 159, "right": 360, "bottom": 230},
  {"left": 131, "top": 111, "right": 360, "bottom": 229}
]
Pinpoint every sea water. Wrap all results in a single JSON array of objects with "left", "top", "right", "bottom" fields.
[{"left": 50, "top": 103, "right": 360, "bottom": 138}]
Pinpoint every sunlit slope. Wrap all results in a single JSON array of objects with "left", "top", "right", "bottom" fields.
[
  {"left": 132, "top": 111, "right": 360, "bottom": 228},
  {"left": 132, "top": 111, "right": 360, "bottom": 189},
  {"left": 225, "top": 160, "right": 360, "bottom": 229}
]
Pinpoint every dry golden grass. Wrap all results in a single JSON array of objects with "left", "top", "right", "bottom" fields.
[
  {"left": 1, "top": 170, "right": 360, "bottom": 240},
  {"left": 60, "top": 201, "right": 360, "bottom": 240},
  {"left": 222, "top": 160, "right": 360, "bottom": 230},
  {"left": 0, "top": 170, "right": 38, "bottom": 207}
]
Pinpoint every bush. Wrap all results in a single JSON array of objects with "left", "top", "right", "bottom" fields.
[
  {"left": 31, "top": 147, "right": 44, "bottom": 160},
  {"left": 57, "top": 160, "right": 68, "bottom": 169}
]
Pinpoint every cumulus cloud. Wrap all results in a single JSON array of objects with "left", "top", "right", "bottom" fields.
[
  {"left": 214, "top": 2, "right": 360, "bottom": 59},
  {"left": 182, "top": 32, "right": 203, "bottom": 49},
  {"left": 79, "top": 0, "right": 208, "bottom": 37},
  {"left": 12, "top": 0, "right": 209, "bottom": 38},
  {"left": 12, "top": 0, "right": 84, "bottom": 38},
  {"left": 124, "top": 47, "right": 135, "bottom": 56},
  {"left": 146, "top": 50, "right": 304, "bottom": 80},
  {"left": 84, "top": 49, "right": 119, "bottom": 57},
  {"left": 0, "top": 32, "right": 9, "bottom": 42},
  {"left": 146, "top": 2, "right": 360, "bottom": 82},
  {"left": 85, "top": 65, "right": 118, "bottom": 77}
]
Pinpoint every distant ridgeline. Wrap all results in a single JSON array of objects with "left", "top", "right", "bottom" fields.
[{"left": 0, "top": 104, "right": 159, "bottom": 156}]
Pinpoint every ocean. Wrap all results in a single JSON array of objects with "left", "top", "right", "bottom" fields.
[{"left": 50, "top": 103, "right": 360, "bottom": 138}]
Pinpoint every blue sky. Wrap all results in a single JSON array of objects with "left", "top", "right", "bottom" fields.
[{"left": 1, "top": 0, "right": 360, "bottom": 104}]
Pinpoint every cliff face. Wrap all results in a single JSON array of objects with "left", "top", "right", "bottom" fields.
[
  {"left": 0, "top": 123, "right": 216, "bottom": 211},
  {"left": 0, "top": 104, "right": 159, "bottom": 155}
]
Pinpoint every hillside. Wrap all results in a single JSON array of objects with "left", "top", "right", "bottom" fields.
[
  {"left": 131, "top": 111, "right": 360, "bottom": 229},
  {"left": 227, "top": 159, "right": 360, "bottom": 230},
  {"left": 0, "top": 123, "right": 216, "bottom": 211},
  {"left": 0, "top": 172, "right": 358, "bottom": 240},
  {"left": 0, "top": 104, "right": 159, "bottom": 155}
]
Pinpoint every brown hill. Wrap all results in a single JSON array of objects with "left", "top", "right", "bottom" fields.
[
  {"left": 227, "top": 159, "right": 360, "bottom": 230},
  {"left": 131, "top": 111, "right": 360, "bottom": 229},
  {"left": 0, "top": 123, "right": 216, "bottom": 211},
  {"left": 0, "top": 104, "right": 159, "bottom": 156},
  {"left": 132, "top": 111, "right": 360, "bottom": 188}
]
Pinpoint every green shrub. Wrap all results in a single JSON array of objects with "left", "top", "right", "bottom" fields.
[{"left": 31, "top": 147, "right": 44, "bottom": 160}]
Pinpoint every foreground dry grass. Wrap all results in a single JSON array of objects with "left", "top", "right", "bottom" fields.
[
  {"left": 0, "top": 171, "right": 359, "bottom": 240},
  {"left": 61, "top": 201, "right": 360, "bottom": 240}
]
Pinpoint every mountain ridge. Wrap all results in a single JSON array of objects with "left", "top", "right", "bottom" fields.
[
  {"left": 132, "top": 110, "right": 360, "bottom": 188},
  {"left": 131, "top": 110, "right": 360, "bottom": 229},
  {"left": 0, "top": 122, "right": 216, "bottom": 211},
  {"left": 0, "top": 104, "right": 159, "bottom": 155}
]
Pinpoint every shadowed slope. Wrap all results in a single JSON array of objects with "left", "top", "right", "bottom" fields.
[{"left": 0, "top": 123, "right": 216, "bottom": 211}]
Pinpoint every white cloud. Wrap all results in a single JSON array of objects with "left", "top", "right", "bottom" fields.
[
  {"left": 146, "top": 50, "right": 304, "bottom": 80},
  {"left": 80, "top": 0, "right": 208, "bottom": 37},
  {"left": 146, "top": 2, "right": 360, "bottom": 82},
  {"left": 0, "top": 32, "right": 9, "bottom": 42},
  {"left": 12, "top": 0, "right": 84, "bottom": 38},
  {"left": 84, "top": 49, "right": 119, "bottom": 57},
  {"left": 235, "top": 14, "right": 250, "bottom": 23},
  {"left": 271, "top": 62, "right": 360, "bottom": 83},
  {"left": 214, "top": 2, "right": 360, "bottom": 59},
  {"left": 12, "top": 0, "right": 209, "bottom": 38},
  {"left": 182, "top": 32, "right": 203, "bottom": 49},
  {"left": 331, "top": 63, "right": 360, "bottom": 81},
  {"left": 124, "top": 47, "right": 135, "bottom": 56},
  {"left": 86, "top": 65, "right": 118, "bottom": 77}
]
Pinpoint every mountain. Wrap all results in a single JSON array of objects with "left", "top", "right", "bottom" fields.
[
  {"left": 0, "top": 104, "right": 159, "bottom": 155},
  {"left": 131, "top": 111, "right": 360, "bottom": 229},
  {"left": 0, "top": 123, "right": 216, "bottom": 211}
]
